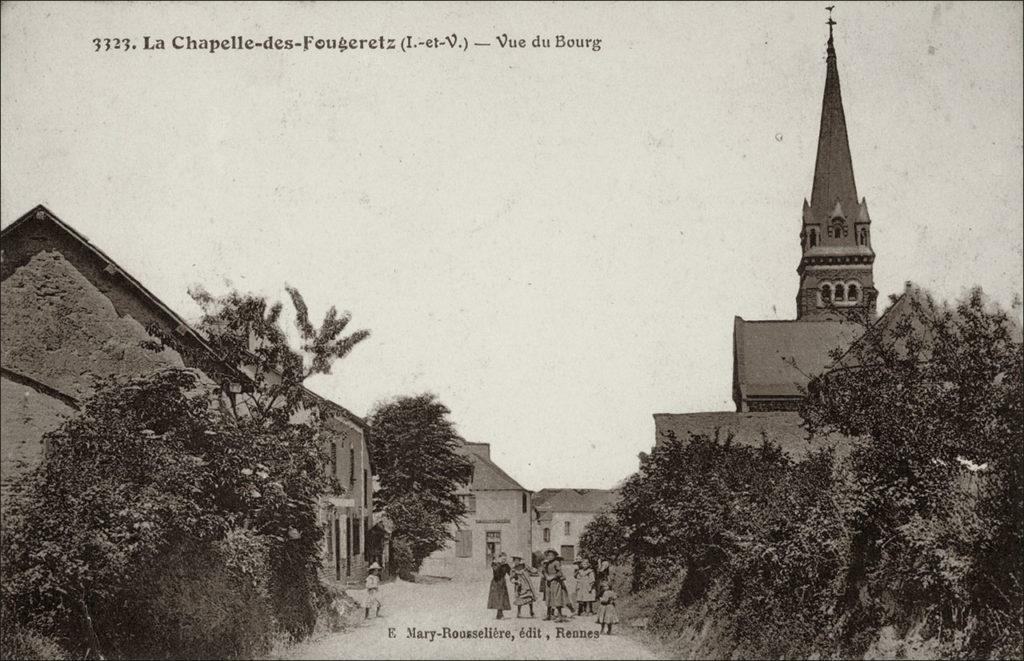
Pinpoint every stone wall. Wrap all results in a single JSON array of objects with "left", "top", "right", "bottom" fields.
[{"left": 0, "top": 249, "right": 185, "bottom": 494}]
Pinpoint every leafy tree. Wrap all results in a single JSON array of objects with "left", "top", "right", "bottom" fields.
[
  {"left": 366, "top": 394, "right": 474, "bottom": 568},
  {"left": 2, "top": 285, "right": 372, "bottom": 657},
  {"left": 0, "top": 369, "right": 327, "bottom": 657},
  {"left": 188, "top": 285, "right": 371, "bottom": 637},
  {"left": 578, "top": 512, "right": 626, "bottom": 565},
  {"left": 803, "top": 287, "right": 1023, "bottom": 655},
  {"left": 189, "top": 285, "right": 369, "bottom": 425}
]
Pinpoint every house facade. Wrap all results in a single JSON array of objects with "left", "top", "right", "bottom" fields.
[
  {"left": 420, "top": 442, "right": 532, "bottom": 579},
  {"left": 0, "top": 206, "right": 381, "bottom": 584},
  {"left": 532, "top": 488, "right": 619, "bottom": 563}
]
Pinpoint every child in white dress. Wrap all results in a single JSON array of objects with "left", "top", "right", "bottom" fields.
[{"left": 364, "top": 562, "right": 382, "bottom": 619}]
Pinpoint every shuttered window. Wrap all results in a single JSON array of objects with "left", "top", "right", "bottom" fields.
[{"left": 455, "top": 529, "right": 473, "bottom": 558}]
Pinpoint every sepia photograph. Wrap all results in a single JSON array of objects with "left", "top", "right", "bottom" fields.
[{"left": 1, "top": 2, "right": 1022, "bottom": 659}]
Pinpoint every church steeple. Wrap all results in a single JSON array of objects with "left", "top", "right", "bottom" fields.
[
  {"left": 810, "top": 18, "right": 859, "bottom": 226},
  {"left": 796, "top": 9, "right": 878, "bottom": 321}
]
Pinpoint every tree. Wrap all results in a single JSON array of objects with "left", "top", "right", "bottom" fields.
[
  {"left": 366, "top": 394, "right": 474, "bottom": 569},
  {"left": 803, "top": 287, "right": 1023, "bottom": 656},
  {"left": 189, "top": 285, "right": 371, "bottom": 636},
  {"left": 189, "top": 285, "right": 369, "bottom": 425},
  {"left": 578, "top": 512, "right": 626, "bottom": 565},
  {"left": 2, "top": 285, "right": 371, "bottom": 656},
  {"left": 0, "top": 368, "right": 316, "bottom": 657}
]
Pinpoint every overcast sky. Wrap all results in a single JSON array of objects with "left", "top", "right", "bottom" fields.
[{"left": 2, "top": 2, "right": 1022, "bottom": 490}]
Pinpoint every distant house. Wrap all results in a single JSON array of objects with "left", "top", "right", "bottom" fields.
[
  {"left": 0, "top": 205, "right": 381, "bottom": 584},
  {"left": 532, "top": 488, "right": 619, "bottom": 563},
  {"left": 420, "top": 442, "right": 532, "bottom": 578}
]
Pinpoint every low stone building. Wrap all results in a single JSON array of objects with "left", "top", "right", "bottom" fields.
[
  {"left": 420, "top": 442, "right": 532, "bottom": 579},
  {"left": 531, "top": 488, "right": 619, "bottom": 563}
]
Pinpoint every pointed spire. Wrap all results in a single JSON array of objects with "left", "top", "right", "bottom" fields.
[{"left": 809, "top": 8, "right": 858, "bottom": 225}]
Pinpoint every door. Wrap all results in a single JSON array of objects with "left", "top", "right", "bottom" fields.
[
  {"left": 561, "top": 545, "right": 575, "bottom": 562},
  {"left": 485, "top": 531, "right": 502, "bottom": 566}
]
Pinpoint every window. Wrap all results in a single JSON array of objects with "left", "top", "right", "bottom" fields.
[
  {"left": 820, "top": 283, "right": 832, "bottom": 304},
  {"left": 459, "top": 494, "right": 477, "bottom": 513},
  {"left": 352, "top": 515, "right": 361, "bottom": 555},
  {"left": 455, "top": 529, "right": 473, "bottom": 558},
  {"left": 330, "top": 441, "right": 337, "bottom": 476},
  {"left": 522, "top": 493, "right": 528, "bottom": 513},
  {"left": 848, "top": 283, "right": 859, "bottom": 302},
  {"left": 561, "top": 545, "right": 575, "bottom": 562},
  {"left": 363, "top": 469, "right": 369, "bottom": 507},
  {"left": 834, "top": 283, "right": 845, "bottom": 302},
  {"left": 349, "top": 447, "right": 355, "bottom": 484},
  {"left": 564, "top": 521, "right": 571, "bottom": 536},
  {"left": 543, "top": 528, "right": 551, "bottom": 543},
  {"left": 828, "top": 217, "right": 847, "bottom": 239},
  {"left": 809, "top": 228, "right": 818, "bottom": 248},
  {"left": 467, "top": 465, "right": 475, "bottom": 485},
  {"left": 858, "top": 227, "right": 869, "bottom": 246}
]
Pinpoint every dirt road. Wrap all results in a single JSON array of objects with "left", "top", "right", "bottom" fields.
[{"left": 283, "top": 576, "right": 659, "bottom": 660}]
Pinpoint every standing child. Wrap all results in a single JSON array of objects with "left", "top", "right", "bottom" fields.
[
  {"left": 574, "top": 559, "right": 596, "bottom": 615},
  {"left": 364, "top": 562, "right": 383, "bottom": 619},
  {"left": 541, "top": 549, "right": 570, "bottom": 622},
  {"left": 487, "top": 552, "right": 512, "bottom": 619},
  {"left": 510, "top": 555, "right": 538, "bottom": 618},
  {"left": 596, "top": 580, "right": 618, "bottom": 635}
]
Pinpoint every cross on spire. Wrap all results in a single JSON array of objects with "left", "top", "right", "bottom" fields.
[{"left": 826, "top": 6, "right": 836, "bottom": 42}]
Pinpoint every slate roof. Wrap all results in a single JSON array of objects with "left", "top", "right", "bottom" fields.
[
  {"left": 732, "top": 316, "right": 863, "bottom": 403},
  {"left": 809, "top": 31, "right": 860, "bottom": 227},
  {"left": 653, "top": 411, "right": 856, "bottom": 460},
  {"left": 532, "top": 488, "right": 619, "bottom": 514},
  {"left": 461, "top": 442, "right": 529, "bottom": 492}
]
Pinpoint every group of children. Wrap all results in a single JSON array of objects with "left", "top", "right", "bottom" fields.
[
  {"left": 364, "top": 552, "right": 620, "bottom": 636},
  {"left": 503, "top": 550, "right": 619, "bottom": 635}
]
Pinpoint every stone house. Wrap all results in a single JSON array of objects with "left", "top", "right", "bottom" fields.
[
  {"left": 420, "top": 442, "right": 532, "bottom": 578},
  {"left": 531, "top": 488, "right": 619, "bottom": 563},
  {"left": 0, "top": 206, "right": 244, "bottom": 500},
  {"left": 0, "top": 205, "right": 381, "bottom": 583}
]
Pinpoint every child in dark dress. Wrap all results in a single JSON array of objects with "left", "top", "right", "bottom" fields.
[{"left": 487, "top": 552, "right": 512, "bottom": 619}]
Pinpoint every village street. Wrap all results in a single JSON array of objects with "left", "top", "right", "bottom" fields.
[{"left": 283, "top": 576, "right": 660, "bottom": 660}]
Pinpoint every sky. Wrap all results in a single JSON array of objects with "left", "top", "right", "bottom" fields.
[{"left": 2, "top": 2, "right": 1022, "bottom": 490}]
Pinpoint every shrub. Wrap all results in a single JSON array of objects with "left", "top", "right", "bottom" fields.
[
  {"left": 112, "top": 539, "right": 275, "bottom": 659},
  {"left": 390, "top": 537, "right": 417, "bottom": 581},
  {"left": 0, "top": 598, "right": 66, "bottom": 661},
  {"left": 0, "top": 368, "right": 331, "bottom": 657}
]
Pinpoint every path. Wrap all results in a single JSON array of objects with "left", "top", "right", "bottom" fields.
[{"left": 284, "top": 576, "right": 660, "bottom": 660}]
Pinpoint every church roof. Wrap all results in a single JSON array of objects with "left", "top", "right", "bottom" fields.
[
  {"left": 533, "top": 488, "right": 619, "bottom": 514},
  {"left": 733, "top": 317, "right": 864, "bottom": 402},
  {"left": 653, "top": 411, "right": 856, "bottom": 460},
  {"left": 809, "top": 27, "right": 859, "bottom": 225}
]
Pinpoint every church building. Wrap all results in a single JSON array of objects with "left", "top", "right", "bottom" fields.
[{"left": 657, "top": 18, "right": 876, "bottom": 450}]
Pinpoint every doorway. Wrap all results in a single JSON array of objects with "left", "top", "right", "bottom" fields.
[{"left": 485, "top": 531, "right": 502, "bottom": 566}]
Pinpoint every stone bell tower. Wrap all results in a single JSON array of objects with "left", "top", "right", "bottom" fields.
[{"left": 796, "top": 14, "right": 878, "bottom": 321}]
